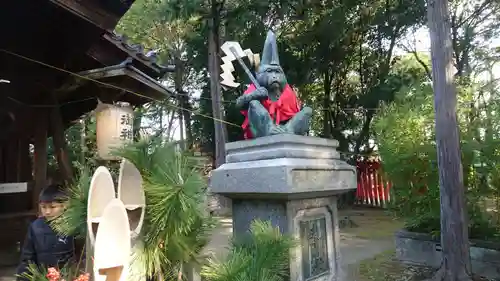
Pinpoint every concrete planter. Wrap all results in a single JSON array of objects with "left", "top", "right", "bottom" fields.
[{"left": 395, "top": 230, "right": 500, "bottom": 280}]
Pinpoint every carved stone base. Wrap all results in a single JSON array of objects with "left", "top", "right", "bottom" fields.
[{"left": 210, "top": 135, "right": 357, "bottom": 281}]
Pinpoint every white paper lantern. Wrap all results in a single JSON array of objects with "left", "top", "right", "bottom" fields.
[
  {"left": 96, "top": 102, "right": 134, "bottom": 160},
  {"left": 94, "top": 199, "right": 131, "bottom": 281},
  {"left": 117, "top": 159, "right": 145, "bottom": 239},
  {"left": 87, "top": 166, "right": 116, "bottom": 245}
]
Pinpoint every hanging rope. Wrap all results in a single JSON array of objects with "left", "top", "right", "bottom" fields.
[{"left": 0, "top": 48, "right": 240, "bottom": 128}]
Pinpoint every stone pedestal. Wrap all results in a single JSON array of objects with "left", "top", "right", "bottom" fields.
[{"left": 209, "top": 135, "right": 357, "bottom": 281}]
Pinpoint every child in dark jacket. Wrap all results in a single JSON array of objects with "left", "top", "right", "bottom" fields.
[{"left": 16, "top": 184, "right": 83, "bottom": 280}]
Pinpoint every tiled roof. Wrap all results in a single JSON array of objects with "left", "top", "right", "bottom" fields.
[{"left": 105, "top": 30, "right": 175, "bottom": 75}]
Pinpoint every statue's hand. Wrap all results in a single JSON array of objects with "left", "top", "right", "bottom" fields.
[
  {"left": 253, "top": 87, "right": 269, "bottom": 100},
  {"left": 236, "top": 87, "right": 269, "bottom": 109}
]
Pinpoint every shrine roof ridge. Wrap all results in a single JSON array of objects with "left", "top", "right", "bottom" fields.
[{"left": 105, "top": 30, "right": 175, "bottom": 75}]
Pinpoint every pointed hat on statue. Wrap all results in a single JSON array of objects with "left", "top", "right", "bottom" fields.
[{"left": 259, "top": 30, "right": 280, "bottom": 69}]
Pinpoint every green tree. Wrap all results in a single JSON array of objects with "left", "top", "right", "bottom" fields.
[
  {"left": 374, "top": 54, "right": 500, "bottom": 240},
  {"left": 117, "top": 0, "right": 201, "bottom": 148}
]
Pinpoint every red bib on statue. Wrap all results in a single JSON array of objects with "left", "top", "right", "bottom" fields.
[{"left": 241, "top": 84, "right": 301, "bottom": 139}]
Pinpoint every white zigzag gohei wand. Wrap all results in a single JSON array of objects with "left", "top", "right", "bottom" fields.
[{"left": 220, "top": 41, "right": 260, "bottom": 89}]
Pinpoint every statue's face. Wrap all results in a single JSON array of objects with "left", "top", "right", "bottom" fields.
[{"left": 256, "top": 64, "right": 286, "bottom": 98}]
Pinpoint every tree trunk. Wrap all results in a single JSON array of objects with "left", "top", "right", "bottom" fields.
[
  {"left": 206, "top": 0, "right": 231, "bottom": 216},
  {"left": 158, "top": 104, "right": 163, "bottom": 135},
  {"left": 427, "top": 0, "right": 472, "bottom": 280},
  {"left": 177, "top": 107, "right": 185, "bottom": 149},
  {"left": 321, "top": 71, "right": 332, "bottom": 138},
  {"left": 174, "top": 56, "right": 186, "bottom": 150},
  {"left": 208, "top": 2, "right": 227, "bottom": 168},
  {"left": 166, "top": 109, "right": 176, "bottom": 140},
  {"left": 182, "top": 102, "right": 193, "bottom": 149},
  {"left": 80, "top": 118, "right": 86, "bottom": 166},
  {"left": 174, "top": 56, "right": 193, "bottom": 149},
  {"left": 354, "top": 112, "right": 374, "bottom": 154}
]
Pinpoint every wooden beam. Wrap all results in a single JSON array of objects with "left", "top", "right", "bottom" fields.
[
  {"left": 0, "top": 183, "right": 28, "bottom": 194},
  {"left": 79, "top": 64, "right": 126, "bottom": 80},
  {"left": 87, "top": 44, "right": 121, "bottom": 66},
  {"left": 80, "top": 64, "right": 174, "bottom": 98},
  {"left": 0, "top": 103, "right": 35, "bottom": 141},
  {"left": 124, "top": 66, "right": 174, "bottom": 97},
  {"left": 33, "top": 109, "right": 48, "bottom": 210},
  {"left": 49, "top": 0, "right": 119, "bottom": 30}
]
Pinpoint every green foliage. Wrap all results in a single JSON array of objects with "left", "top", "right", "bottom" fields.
[
  {"left": 202, "top": 220, "right": 296, "bottom": 281},
  {"left": 114, "top": 0, "right": 429, "bottom": 156},
  {"left": 112, "top": 0, "right": 500, "bottom": 160},
  {"left": 51, "top": 137, "right": 216, "bottom": 281},
  {"left": 51, "top": 170, "right": 91, "bottom": 240},
  {"left": 112, "top": 138, "right": 216, "bottom": 280},
  {"left": 17, "top": 264, "right": 49, "bottom": 281},
  {"left": 192, "top": 81, "right": 245, "bottom": 152},
  {"left": 374, "top": 66, "right": 500, "bottom": 240},
  {"left": 47, "top": 115, "right": 101, "bottom": 180}
]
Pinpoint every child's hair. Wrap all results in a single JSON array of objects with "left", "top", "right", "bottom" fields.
[{"left": 39, "top": 184, "right": 66, "bottom": 203}]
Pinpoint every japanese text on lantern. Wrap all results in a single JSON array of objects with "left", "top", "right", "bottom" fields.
[{"left": 119, "top": 113, "right": 133, "bottom": 141}]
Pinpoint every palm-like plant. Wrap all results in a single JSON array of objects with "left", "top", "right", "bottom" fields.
[
  {"left": 52, "top": 170, "right": 91, "bottom": 240},
  {"left": 17, "top": 264, "right": 49, "bottom": 281},
  {"left": 202, "top": 220, "right": 297, "bottom": 281},
  {"left": 52, "top": 137, "right": 216, "bottom": 281},
  {"left": 115, "top": 138, "right": 216, "bottom": 281}
]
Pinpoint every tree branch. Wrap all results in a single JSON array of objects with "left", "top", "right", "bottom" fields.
[
  {"left": 412, "top": 51, "right": 433, "bottom": 80},
  {"left": 456, "top": 0, "right": 493, "bottom": 28}
]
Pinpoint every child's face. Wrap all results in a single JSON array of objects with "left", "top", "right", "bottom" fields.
[{"left": 39, "top": 201, "right": 65, "bottom": 220}]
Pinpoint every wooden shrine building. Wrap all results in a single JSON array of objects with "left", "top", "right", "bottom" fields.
[{"left": 0, "top": 0, "right": 174, "bottom": 263}]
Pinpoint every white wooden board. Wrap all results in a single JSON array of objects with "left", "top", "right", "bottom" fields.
[{"left": 0, "top": 182, "right": 27, "bottom": 194}]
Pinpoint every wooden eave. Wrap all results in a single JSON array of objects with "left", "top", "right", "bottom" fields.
[
  {"left": 77, "top": 62, "right": 174, "bottom": 100},
  {"left": 48, "top": 0, "right": 134, "bottom": 30},
  {"left": 49, "top": 0, "right": 118, "bottom": 30},
  {"left": 53, "top": 61, "right": 175, "bottom": 129},
  {"left": 0, "top": 0, "right": 176, "bottom": 140}
]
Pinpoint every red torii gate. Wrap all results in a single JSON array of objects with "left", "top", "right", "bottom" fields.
[{"left": 355, "top": 159, "right": 392, "bottom": 207}]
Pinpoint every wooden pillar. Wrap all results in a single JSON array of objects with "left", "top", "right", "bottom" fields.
[
  {"left": 33, "top": 109, "right": 48, "bottom": 210},
  {"left": 50, "top": 106, "right": 73, "bottom": 183},
  {"left": 3, "top": 138, "right": 31, "bottom": 182},
  {"left": 5, "top": 139, "right": 19, "bottom": 182},
  {"left": 0, "top": 143, "right": 5, "bottom": 183},
  {"left": 18, "top": 139, "right": 32, "bottom": 182}
]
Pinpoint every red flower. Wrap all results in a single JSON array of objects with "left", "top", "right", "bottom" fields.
[
  {"left": 73, "top": 273, "right": 90, "bottom": 281},
  {"left": 46, "top": 268, "right": 60, "bottom": 281},
  {"left": 46, "top": 267, "right": 90, "bottom": 281}
]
